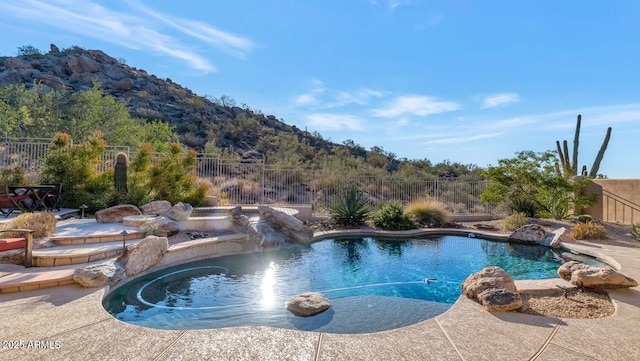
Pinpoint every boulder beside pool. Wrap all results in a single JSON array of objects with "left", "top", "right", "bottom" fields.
[
  {"left": 286, "top": 292, "right": 331, "bottom": 316},
  {"left": 461, "top": 266, "right": 523, "bottom": 312}
]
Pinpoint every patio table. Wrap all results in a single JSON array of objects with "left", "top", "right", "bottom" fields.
[{"left": 8, "top": 185, "right": 58, "bottom": 212}]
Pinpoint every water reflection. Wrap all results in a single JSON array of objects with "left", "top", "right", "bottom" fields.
[
  {"left": 260, "top": 262, "right": 277, "bottom": 309},
  {"left": 333, "top": 238, "right": 369, "bottom": 264}
]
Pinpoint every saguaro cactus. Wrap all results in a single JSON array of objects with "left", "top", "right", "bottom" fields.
[
  {"left": 114, "top": 152, "right": 129, "bottom": 194},
  {"left": 555, "top": 115, "right": 612, "bottom": 178}
]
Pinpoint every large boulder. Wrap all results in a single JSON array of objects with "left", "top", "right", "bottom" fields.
[
  {"left": 540, "top": 227, "right": 573, "bottom": 248},
  {"left": 78, "top": 54, "right": 100, "bottom": 73},
  {"left": 139, "top": 216, "right": 180, "bottom": 237},
  {"left": 39, "top": 74, "right": 66, "bottom": 89},
  {"left": 286, "top": 292, "right": 331, "bottom": 316},
  {"left": 462, "top": 266, "right": 522, "bottom": 312},
  {"left": 477, "top": 288, "right": 523, "bottom": 312},
  {"left": 73, "top": 261, "right": 124, "bottom": 288},
  {"left": 116, "top": 78, "right": 134, "bottom": 91},
  {"left": 508, "top": 224, "right": 548, "bottom": 244},
  {"left": 271, "top": 208, "right": 304, "bottom": 231},
  {"left": 163, "top": 202, "right": 193, "bottom": 221},
  {"left": 4, "top": 57, "right": 31, "bottom": 69},
  {"left": 95, "top": 204, "right": 141, "bottom": 223},
  {"left": 558, "top": 261, "right": 638, "bottom": 288},
  {"left": 258, "top": 205, "right": 314, "bottom": 244},
  {"left": 140, "top": 200, "right": 172, "bottom": 215},
  {"left": 117, "top": 235, "right": 168, "bottom": 277}
]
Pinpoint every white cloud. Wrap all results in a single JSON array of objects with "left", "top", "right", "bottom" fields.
[
  {"left": 334, "top": 88, "right": 384, "bottom": 107},
  {"left": 481, "top": 116, "right": 535, "bottom": 130},
  {"left": 125, "top": 0, "right": 254, "bottom": 58},
  {"left": 0, "top": 0, "right": 255, "bottom": 73},
  {"left": 372, "top": 95, "right": 460, "bottom": 117},
  {"left": 423, "top": 132, "right": 504, "bottom": 145},
  {"left": 481, "top": 93, "right": 521, "bottom": 108},
  {"left": 306, "top": 113, "right": 366, "bottom": 131},
  {"left": 295, "top": 94, "right": 317, "bottom": 105}
]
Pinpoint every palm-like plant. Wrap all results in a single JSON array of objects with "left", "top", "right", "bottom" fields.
[{"left": 328, "top": 185, "right": 371, "bottom": 226}]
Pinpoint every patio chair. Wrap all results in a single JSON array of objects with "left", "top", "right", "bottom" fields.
[
  {"left": 38, "top": 183, "right": 62, "bottom": 211},
  {"left": 0, "top": 184, "right": 32, "bottom": 218},
  {"left": 0, "top": 228, "right": 34, "bottom": 267}
]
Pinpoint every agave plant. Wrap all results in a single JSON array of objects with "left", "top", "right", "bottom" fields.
[
  {"left": 632, "top": 223, "right": 640, "bottom": 241},
  {"left": 328, "top": 185, "right": 371, "bottom": 226}
]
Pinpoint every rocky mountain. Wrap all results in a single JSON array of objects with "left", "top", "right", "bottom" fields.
[{"left": 0, "top": 44, "right": 336, "bottom": 158}]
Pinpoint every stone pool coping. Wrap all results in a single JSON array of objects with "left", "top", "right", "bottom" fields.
[{"left": 1, "top": 226, "right": 639, "bottom": 360}]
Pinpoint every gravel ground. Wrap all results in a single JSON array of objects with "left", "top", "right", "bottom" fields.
[{"left": 519, "top": 288, "right": 615, "bottom": 319}]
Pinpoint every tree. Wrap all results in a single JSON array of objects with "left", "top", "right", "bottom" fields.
[
  {"left": 17, "top": 45, "right": 42, "bottom": 56},
  {"left": 481, "top": 150, "right": 596, "bottom": 219},
  {"left": 0, "top": 82, "right": 177, "bottom": 148},
  {"left": 40, "top": 131, "right": 113, "bottom": 212},
  {"left": 146, "top": 143, "right": 207, "bottom": 205}
]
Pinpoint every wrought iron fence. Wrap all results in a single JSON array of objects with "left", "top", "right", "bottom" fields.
[{"left": 1, "top": 138, "right": 494, "bottom": 215}]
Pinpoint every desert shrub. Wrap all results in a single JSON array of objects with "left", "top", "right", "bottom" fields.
[
  {"left": 631, "top": 223, "right": 640, "bottom": 241},
  {"left": 503, "top": 212, "right": 530, "bottom": 231},
  {"left": 328, "top": 185, "right": 370, "bottom": 226},
  {"left": 572, "top": 221, "right": 608, "bottom": 240},
  {"left": 405, "top": 198, "right": 450, "bottom": 227},
  {"left": 507, "top": 197, "right": 538, "bottom": 218},
  {"left": 0, "top": 166, "right": 26, "bottom": 185},
  {"left": 3, "top": 211, "right": 57, "bottom": 237},
  {"left": 372, "top": 202, "right": 416, "bottom": 231}
]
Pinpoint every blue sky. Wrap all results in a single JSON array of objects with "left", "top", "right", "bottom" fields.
[{"left": 1, "top": 0, "right": 639, "bottom": 178}]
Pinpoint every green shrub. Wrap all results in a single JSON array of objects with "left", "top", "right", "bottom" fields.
[
  {"left": 147, "top": 143, "right": 206, "bottom": 206},
  {"left": 503, "top": 212, "right": 529, "bottom": 231},
  {"left": 372, "top": 202, "right": 416, "bottom": 230},
  {"left": 328, "top": 185, "right": 370, "bottom": 226},
  {"left": 39, "top": 131, "right": 110, "bottom": 212},
  {"left": 631, "top": 223, "right": 640, "bottom": 241},
  {"left": 405, "top": 198, "right": 450, "bottom": 227},
  {"left": 572, "top": 221, "right": 608, "bottom": 240}
]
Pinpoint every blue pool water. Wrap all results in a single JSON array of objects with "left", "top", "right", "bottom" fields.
[{"left": 103, "top": 235, "right": 601, "bottom": 334}]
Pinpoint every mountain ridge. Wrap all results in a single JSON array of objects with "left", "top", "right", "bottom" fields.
[{"left": 0, "top": 44, "right": 337, "bottom": 159}]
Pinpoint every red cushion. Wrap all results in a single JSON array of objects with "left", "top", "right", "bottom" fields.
[{"left": 0, "top": 238, "right": 26, "bottom": 252}]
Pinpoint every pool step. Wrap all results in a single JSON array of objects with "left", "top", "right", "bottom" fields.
[
  {"left": 31, "top": 239, "right": 141, "bottom": 267},
  {"left": 0, "top": 263, "right": 77, "bottom": 294},
  {"left": 52, "top": 231, "right": 146, "bottom": 246}
]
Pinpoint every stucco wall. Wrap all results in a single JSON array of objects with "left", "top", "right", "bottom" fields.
[{"left": 584, "top": 179, "right": 640, "bottom": 225}]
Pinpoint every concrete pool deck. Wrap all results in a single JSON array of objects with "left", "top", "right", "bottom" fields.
[{"left": 1, "top": 220, "right": 639, "bottom": 360}]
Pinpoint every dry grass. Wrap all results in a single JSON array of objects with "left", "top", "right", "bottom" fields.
[
  {"left": 502, "top": 212, "right": 529, "bottom": 231},
  {"left": 405, "top": 198, "right": 450, "bottom": 227},
  {"left": 1, "top": 211, "right": 57, "bottom": 238},
  {"left": 572, "top": 221, "right": 608, "bottom": 240}
]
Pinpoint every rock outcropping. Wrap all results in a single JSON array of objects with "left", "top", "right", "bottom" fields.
[
  {"left": 228, "top": 206, "right": 314, "bottom": 247},
  {"left": 558, "top": 261, "right": 638, "bottom": 288},
  {"left": 461, "top": 266, "right": 523, "bottom": 312},
  {"left": 0, "top": 44, "right": 337, "bottom": 155},
  {"left": 117, "top": 235, "right": 168, "bottom": 277}
]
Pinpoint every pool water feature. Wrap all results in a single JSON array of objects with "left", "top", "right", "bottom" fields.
[
  {"left": 103, "top": 235, "right": 605, "bottom": 334},
  {"left": 175, "top": 206, "right": 299, "bottom": 233}
]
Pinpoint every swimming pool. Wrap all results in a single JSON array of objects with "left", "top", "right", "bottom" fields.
[{"left": 103, "top": 235, "right": 601, "bottom": 334}]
